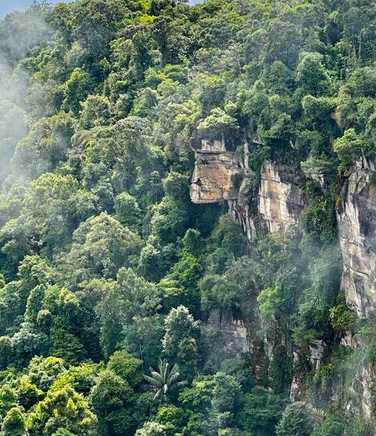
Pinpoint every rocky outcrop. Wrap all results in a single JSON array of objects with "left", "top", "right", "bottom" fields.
[
  {"left": 191, "top": 150, "right": 240, "bottom": 204},
  {"left": 341, "top": 333, "right": 375, "bottom": 419},
  {"left": 205, "top": 311, "right": 249, "bottom": 354},
  {"left": 191, "top": 138, "right": 305, "bottom": 235},
  {"left": 190, "top": 137, "right": 242, "bottom": 204},
  {"left": 191, "top": 143, "right": 376, "bottom": 418},
  {"left": 258, "top": 161, "right": 305, "bottom": 234},
  {"left": 335, "top": 157, "right": 376, "bottom": 419},
  {"left": 337, "top": 157, "right": 376, "bottom": 317},
  {"left": 204, "top": 310, "right": 270, "bottom": 382}
]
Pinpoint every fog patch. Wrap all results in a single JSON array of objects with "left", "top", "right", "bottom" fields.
[{"left": 0, "top": 4, "right": 53, "bottom": 186}]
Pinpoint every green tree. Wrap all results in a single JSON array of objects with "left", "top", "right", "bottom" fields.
[
  {"left": 90, "top": 370, "right": 136, "bottom": 436},
  {"left": 0, "top": 336, "right": 12, "bottom": 369},
  {"left": 240, "top": 387, "right": 286, "bottom": 436},
  {"left": 27, "top": 386, "right": 97, "bottom": 435},
  {"left": 114, "top": 192, "right": 142, "bottom": 232},
  {"left": 296, "top": 52, "right": 330, "bottom": 96},
  {"left": 136, "top": 421, "right": 167, "bottom": 436},
  {"left": 13, "top": 112, "right": 74, "bottom": 179},
  {"left": 2, "top": 406, "right": 27, "bottom": 436},
  {"left": 162, "top": 305, "right": 200, "bottom": 381},
  {"left": 28, "top": 356, "right": 67, "bottom": 391},
  {"left": 96, "top": 268, "right": 160, "bottom": 357},
  {"left": 107, "top": 350, "right": 143, "bottom": 387},
  {"left": 79, "top": 95, "right": 112, "bottom": 129},
  {"left": 64, "top": 213, "right": 143, "bottom": 285},
  {"left": 333, "top": 128, "right": 369, "bottom": 166},
  {"left": 276, "top": 402, "right": 314, "bottom": 436},
  {"left": 145, "top": 360, "right": 186, "bottom": 402},
  {"left": 312, "top": 415, "right": 345, "bottom": 436},
  {"left": 62, "top": 68, "right": 94, "bottom": 114},
  {"left": 154, "top": 405, "right": 186, "bottom": 436},
  {"left": 206, "top": 372, "right": 242, "bottom": 434}
]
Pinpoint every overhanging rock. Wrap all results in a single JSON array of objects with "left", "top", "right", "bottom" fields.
[{"left": 190, "top": 138, "right": 241, "bottom": 204}]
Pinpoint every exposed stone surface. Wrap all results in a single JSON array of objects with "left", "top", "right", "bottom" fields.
[
  {"left": 200, "top": 138, "right": 226, "bottom": 152},
  {"left": 228, "top": 199, "right": 256, "bottom": 241},
  {"left": 205, "top": 310, "right": 271, "bottom": 382},
  {"left": 191, "top": 150, "right": 240, "bottom": 204},
  {"left": 258, "top": 161, "right": 305, "bottom": 234},
  {"left": 341, "top": 333, "right": 374, "bottom": 419},
  {"left": 191, "top": 144, "right": 376, "bottom": 418},
  {"left": 191, "top": 148, "right": 305, "bottom": 236},
  {"left": 337, "top": 157, "right": 376, "bottom": 317},
  {"left": 204, "top": 311, "right": 249, "bottom": 357},
  {"left": 227, "top": 161, "right": 306, "bottom": 240},
  {"left": 290, "top": 351, "right": 306, "bottom": 402},
  {"left": 309, "top": 339, "right": 325, "bottom": 371}
]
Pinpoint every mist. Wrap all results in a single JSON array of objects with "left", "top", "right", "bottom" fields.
[
  {"left": 0, "top": 4, "right": 53, "bottom": 185},
  {"left": 0, "top": 0, "right": 72, "bottom": 17}
]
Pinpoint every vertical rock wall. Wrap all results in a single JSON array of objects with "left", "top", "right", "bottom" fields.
[
  {"left": 258, "top": 161, "right": 305, "bottom": 234},
  {"left": 190, "top": 150, "right": 239, "bottom": 204},
  {"left": 191, "top": 145, "right": 376, "bottom": 417},
  {"left": 337, "top": 157, "right": 376, "bottom": 317},
  {"left": 191, "top": 151, "right": 306, "bottom": 361},
  {"left": 336, "top": 158, "right": 376, "bottom": 419}
]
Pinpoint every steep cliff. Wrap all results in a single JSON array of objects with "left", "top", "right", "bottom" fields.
[
  {"left": 191, "top": 149, "right": 376, "bottom": 321},
  {"left": 191, "top": 150, "right": 240, "bottom": 204},
  {"left": 335, "top": 157, "right": 376, "bottom": 418},
  {"left": 191, "top": 145, "right": 376, "bottom": 417},
  {"left": 192, "top": 149, "right": 305, "bottom": 239},
  {"left": 191, "top": 145, "right": 306, "bottom": 372},
  {"left": 337, "top": 157, "right": 376, "bottom": 317},
  {"left": 258, "top": 161, "right": 305, "bottom": 234}
]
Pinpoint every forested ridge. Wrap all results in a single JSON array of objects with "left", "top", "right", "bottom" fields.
[{"left": 1, "top": 0, "right": 376, "bottom": 434}]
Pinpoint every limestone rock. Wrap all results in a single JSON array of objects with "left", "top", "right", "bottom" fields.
[
  {"left": 337, "top": 157, "right": 376, "bottom": 317},
  {"left": 258, "top": 161, "right": 305, "bottom": 234},
  {"left": 190, "top": 150, "right": 240, "bottom": 204},
  {"left": 190, "top": 144, "right": 305, "bottom": 237}
]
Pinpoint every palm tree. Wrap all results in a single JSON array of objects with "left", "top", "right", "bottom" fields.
[{"left": 144, "top": 360, "right": 186, "bottom": 402}]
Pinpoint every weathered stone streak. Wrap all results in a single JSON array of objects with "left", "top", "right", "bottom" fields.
[
  {"left": 337, "top": 157, "right": 376, "bottom": 317},
  {"left": 190, "top": 146, "right": 376, "bottom": 417},
  {"left": 258, "top": 161, "right": 305, "bottom": 234},
  {"left": 190, "top": 150, "right": 239, "bottom": 204},
  {"left": 336, "top": 158, "right": 376, "bottom": 419}
]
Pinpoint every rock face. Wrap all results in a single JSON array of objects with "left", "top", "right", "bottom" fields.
[
  {"left": 190, "top": 138, "right": 241, "bottom": 204},
  {"left": 336, "top": 158, "right": 376, "bottom": 419},
  {"left": 206, "top": 311, "right": 249, "bottom": 354},
  {"left": 341, "top": 333, "right": 375, "bottom": 419},
  {"left": 192, "top": 153, "right": 305, "bottom": 238},
  {"left": 258, "top": 161, "right": 305, "bottom": 234},
  {"left": 191, "top": 151, "right": 240, "bottom": 204},
  {"left": 191, "top": 144, "right": 306, "bottom": 373},
  {"left": 191, "top": 145, "right": 376, "bottom": 418},
  {"left": 190, "top": 131, "right": 306, "bottom": 235},
  {"left": 337, "top": 157, "right": 376, "bottom": 317},
  {"left": 190, "top": 138, "right": 305, "bottom": 235}
]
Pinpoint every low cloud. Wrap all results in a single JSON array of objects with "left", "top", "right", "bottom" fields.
[{"left": 0, "top": 4, "right": 53, "bottom": 185}]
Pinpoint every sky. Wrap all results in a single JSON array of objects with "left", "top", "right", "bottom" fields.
[
  {"left": 0, "top": 0, "right": 203, "bottom": 17},
  {"left": 0, "top": 0, "right": 69, "bottom": 17}
]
